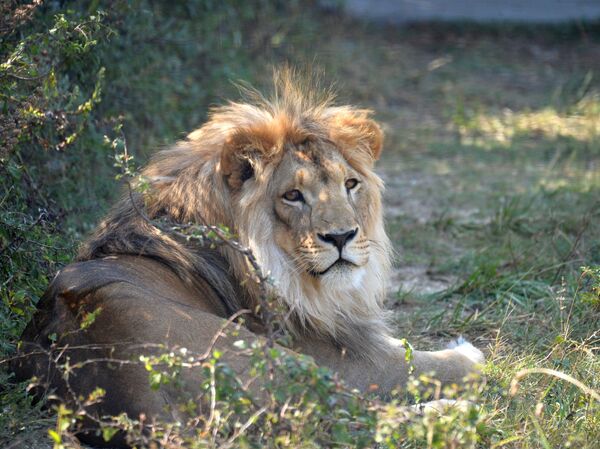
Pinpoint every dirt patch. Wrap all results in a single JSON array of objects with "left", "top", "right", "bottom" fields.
[
  {"left": 379, "top": 165, "right": 462, "bottom": 297},
  {"left": 388, "top": 265, "right": 458, "bottom": 297}
]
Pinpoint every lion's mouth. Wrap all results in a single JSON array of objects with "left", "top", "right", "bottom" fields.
[{"left": 309, "top": 258, "right": 357, "bottom": 277}]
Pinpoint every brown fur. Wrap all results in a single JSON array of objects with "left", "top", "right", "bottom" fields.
[{"left": 12, "top": 71, "right": 484, "bottom": 447}]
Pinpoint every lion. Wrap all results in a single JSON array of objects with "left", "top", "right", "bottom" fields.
[{"left": 12, "top": 72, "right": 483, "bottom": 446}]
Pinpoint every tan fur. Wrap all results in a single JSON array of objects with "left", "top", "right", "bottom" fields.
[{"left": 13, "top": 71, "right": 483, "bottom": 447}]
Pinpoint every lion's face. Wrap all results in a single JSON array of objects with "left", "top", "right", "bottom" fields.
[
  {"left": 270, "top": 140, "right": 374, "bottom": 287},
  {"left": 217, "top": 105, "right": 389, "bottom": 305}
]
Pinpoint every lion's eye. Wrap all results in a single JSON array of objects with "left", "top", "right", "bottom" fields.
[
  {"left": 283, "top": 189, "right": 304, "bottom": 202},
  {"left": 345, "top": 178, "right": 359, "bottom": 191}
]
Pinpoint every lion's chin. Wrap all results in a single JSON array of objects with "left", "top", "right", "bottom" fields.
[{"left": 317, "top": 264, "right": 367, "bottom": 291}]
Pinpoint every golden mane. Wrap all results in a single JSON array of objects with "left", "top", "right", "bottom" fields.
[{"left": 79, "top": 72, "right": 393, "bottom": 357}]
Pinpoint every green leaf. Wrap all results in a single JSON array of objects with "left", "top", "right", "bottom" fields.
[
  {"left": 48, "top": 429, "right": 61, "bottom": 443},
  {"left": 102, "top": 426, "right": 119, "bottom": 442}
]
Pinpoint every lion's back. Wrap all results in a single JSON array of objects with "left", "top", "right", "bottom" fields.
[{"left": 11, "top": 256, "right": 229, "bottom": 391}]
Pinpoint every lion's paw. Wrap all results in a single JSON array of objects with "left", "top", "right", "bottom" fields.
[{"left": 447, "top": 336, "right": 484, "bottom": 364}]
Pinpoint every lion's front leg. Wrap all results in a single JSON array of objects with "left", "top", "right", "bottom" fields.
[
  {"left": 405, "top": 337, "right": 485, "bottom": 385},
  {"left": 296, "top": 336, "right": 484, "bottom": 395}
]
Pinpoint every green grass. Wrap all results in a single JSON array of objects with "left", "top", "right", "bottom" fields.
[{"left": 1, "top": 3, "right": 599, "bottom": 448}]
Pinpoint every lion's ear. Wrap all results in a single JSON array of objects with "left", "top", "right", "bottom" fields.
[
  {"left": 327, "top": 109, "right": 384, "bottom": 161},
  {"left": 220, "top": 132, "right": 263, "bottom": 190},
  {"left": 221, "top": 149, "right": 256, "bottom": 190}
]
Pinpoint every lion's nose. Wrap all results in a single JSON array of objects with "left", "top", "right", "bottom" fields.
[{"left": 317, "top": 228, "right": 358, "bottom": 252}]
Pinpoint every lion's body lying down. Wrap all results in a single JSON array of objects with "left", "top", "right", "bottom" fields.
[{"left": 12, "top": 74, "right": 483, "bottom": 447}]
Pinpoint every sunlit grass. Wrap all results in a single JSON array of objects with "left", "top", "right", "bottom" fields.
[{"left": 456, "top": 95, "right": 600, "bottom": 149}]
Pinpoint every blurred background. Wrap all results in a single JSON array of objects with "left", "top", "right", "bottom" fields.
[
  {"left": 1, "top": 1, "right": 599, "bottom": 447},
  {"left": 344, "top": 0, "right": 600, "bottom": 23}
]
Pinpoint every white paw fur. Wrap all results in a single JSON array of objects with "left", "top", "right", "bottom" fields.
[{"left": 447, "top": 336, "right": 485, "bottom": 364}]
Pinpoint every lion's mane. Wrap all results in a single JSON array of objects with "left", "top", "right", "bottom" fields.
[{"left": 79, "top": 73, "right": 393, "bottom": 358}]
